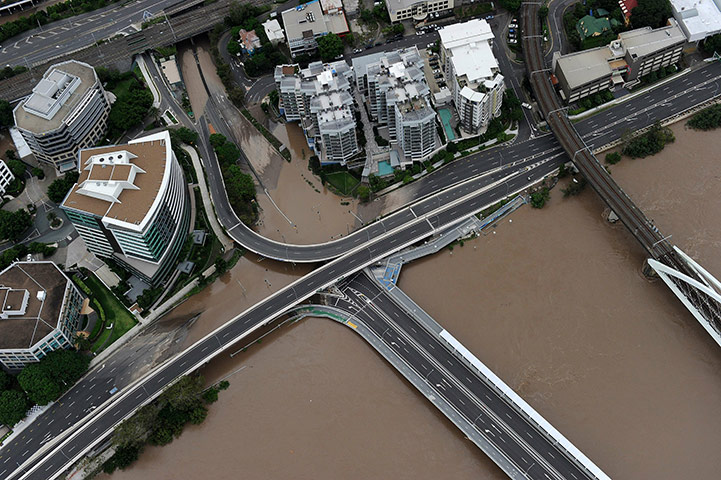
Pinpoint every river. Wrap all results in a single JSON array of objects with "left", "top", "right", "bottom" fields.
[{"left": 103, "top": 122, "right": 721, "bottom": 479}]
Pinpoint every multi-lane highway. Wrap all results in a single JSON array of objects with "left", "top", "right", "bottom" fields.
[
  {"left": 332, "top": 272, "right": 606, "bottom": 479},
  {"left": 0, "top": 0, "right": 182, "bottom": 67},
  {"left": 2, "top": 151, "right": 561, "bottom": 480}
]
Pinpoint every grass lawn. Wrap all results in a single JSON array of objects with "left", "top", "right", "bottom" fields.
[
  {"left": 325, "top": 171, "right": 360, "bottom": 196},
  {"left": 111, "top": 77, "right": 139, "bottom": 99},
  {"left": 81, "top": 274, "right": 138, "bottom": 352}
]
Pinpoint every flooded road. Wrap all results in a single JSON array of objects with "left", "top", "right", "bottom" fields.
[{"left": 399, "top": 121, "right": 721, "bottom": 478}]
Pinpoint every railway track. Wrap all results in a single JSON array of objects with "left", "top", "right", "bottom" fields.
[{"left": 520, "top": 2, "right": 721, "bottom": 328}]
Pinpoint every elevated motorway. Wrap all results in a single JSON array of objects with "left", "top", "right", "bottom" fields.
[
  {"left": 521, "top": 4, "right": 721, "bottom": 335},
  {"left": 2, "top": 157, "right": 559, "bottom": 480},
  {"left": 321, "top": 271, "right": 609, "bottom": 480}
]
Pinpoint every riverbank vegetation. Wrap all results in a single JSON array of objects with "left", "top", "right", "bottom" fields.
[
  {"left": 209, "top": 133, "right": 258, "bottom": 225},
  {"left": 687, "top": 104, "right": 721, "bottom": 131},
  {"left": 621, "top": 123, "right": 674, "bottom": 158},
  {"left": 103, "top": 375, "right": 229, "bottom": 473}
]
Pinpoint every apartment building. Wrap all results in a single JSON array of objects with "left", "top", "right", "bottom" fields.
[
  {"left": 0, "top": 160, "right": 14, "bottom": 196},
  {"left": 13, "top": 60, "right": 110, "bottom": 172},
  {"left": 275, "top": 61, "right": 359, "bottom": 164},
  {"left": 356, "top": 47, "right": 438, "bottom": 165},
  {"left": 61, "top": 131, "right": 191, "bottom": 286},
  {"left": 553, "top": 18, "right": 685, "bottom": 103},
  {"left": 439, "top": 20, "right": 505, "bottom": 135},
  {"left": 0, "top": 261, "right": 84, "bottom": 372}
]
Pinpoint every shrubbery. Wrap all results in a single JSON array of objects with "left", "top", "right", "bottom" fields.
[
  {"left": 687, "top": 104, "right": 721, "bottom": 131},
  {"left": 209, "top": 134, "right": 257, "bottom": 225},
  {"left": 47, "top": 171, "right": 80, "bottom": 203},
  {"left": 622, "top": 123, "right": 674, "bottom": 158}
]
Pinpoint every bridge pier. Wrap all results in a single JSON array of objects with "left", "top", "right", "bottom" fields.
[{"left": 642, "top": 259, "right": 659, "bottom": 279}]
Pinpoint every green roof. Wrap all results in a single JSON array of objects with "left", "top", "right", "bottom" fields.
[
  {"left": 576, "top": 15, "right": 611, "bottom": 40},
  {"left": 596, "top": 8, "right": 610, "bottom": 16}
]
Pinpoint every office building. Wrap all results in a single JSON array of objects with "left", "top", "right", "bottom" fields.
[
  {"left": 13, "top": 60, "right": 110, "bottom": 172},
  {"left": 281, "top": 0, "right": 349, "bottom": 57},
  {"left": 386, "top": 0, "right": 453, "bottom": 23},
  {"left": 357, "top": 47, "right": 438, "bottom": 166},
  {"left": 553, "top": 19, "right": 685, "bottom": 103},
  {"left": 61, "top": 131, "right": 191, "bottom": 285},
  {"left": 0, "top": 261, "right": 84, "bottom": 372},
  {"left": 439, "top": 20, "right": 505, "bottom": 135},
  {"left": 275, "top": 61, "right": 359, "bottom": 164}
]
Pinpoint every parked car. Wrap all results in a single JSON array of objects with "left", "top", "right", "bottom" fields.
[
  {"left": 485, "top": 14, "right": 494, "bottom": 19},
  {"left": 522, "top": 102, "right": 533, "bottom": 110},
  {"left": 509, "top": 22, "right": 518, "bottom": 28},
  {"left": 509, "top": 38, "right": 517, "bottom": 44}
]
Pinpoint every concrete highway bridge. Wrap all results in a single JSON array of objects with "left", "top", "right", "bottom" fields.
[{"left": 521, "top": 2, "right": 721, "bottom": 347}]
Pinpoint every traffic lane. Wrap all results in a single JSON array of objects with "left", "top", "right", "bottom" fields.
[
  {"left": 340, "top": 290, "right": 569, "bottom": 480},
  {"left": 0, "top": 0, "right": 182, "bottom": 66},
  {"left": 347, "top": 276, "right": 594, "bottom": 480},
  {"left": 11, "top": 156, "right": 553, "bottom": 479},
  {"left": 16, "top": 218, "right": 437, "bottom": 479}
]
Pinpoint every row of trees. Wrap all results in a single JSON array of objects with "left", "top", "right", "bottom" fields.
[
  {"left": 0, "top": 65, "right": 28, "bottom": 82},
  {"left": 0, "top": 350, "right": 89, "bottom": 427},
  {"left": 105, "top": 375, "right": 229, "bottom": 473},
  {"left": 209, "top": 133, "right": 258, "bottom": 225}
]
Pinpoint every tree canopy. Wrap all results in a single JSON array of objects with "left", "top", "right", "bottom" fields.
[
  {"left": 0, "top": 100, "right": 13, "bottom": 129},
  {"left": 47, "top": 171, "right": 80, "bottom": 204},
  {"left": 107, "top": 86, "right": 154, "bottom": 138},
  {"left": 0, "top": 209, "right": 31, "bottom": 242},
  {"left": 0, "top": 390, "right": 29, "bottom": 427},
  {"left": 317, "top": 33, "right": 344, "bottom": 62},
  {"left": 17, "top": 350, "right": 90, "bottom": 405},
  {"left": 631, "top": 0, "right": 672, "bottom": 29}
]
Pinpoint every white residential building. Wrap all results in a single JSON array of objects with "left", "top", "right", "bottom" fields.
[
  {"left": 386, "top": 0, "right": 454, "bottom": 23},
  {"left": 0, "top": 160, "right": 14, "bottom": 196},
  {"left": 357, "top": 47, "right": 438, "bottom": 166},
  {"left": 61, "top": 131, "right": 191, "bottom": 285},
  {"left": 262, "top": 19, "right": 285, "bottom": 46},
  {"left": 439, "top": 19, "right": 505, "bottom": 135},
  {"left": 13, "top": 60, "right": 110, "bottom": 172},
  {"left": 670, "top": 0, "right": 721, "bottom": 42},
  {"left": 0, "top": 261, "right": 84, "bottom": 372},
  {"left": 281, "top": 0, "right": 349, "bottom": 57},
  {"left": 275, "top": 61, "right": 359, "bottom": 164}
]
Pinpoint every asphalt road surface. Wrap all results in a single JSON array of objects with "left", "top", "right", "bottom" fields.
[
  {"left": 0, "top": 0, "right": 183, "bottom": 67},
  {"left": 334, "top": 272, "right": 600, "bottom": 479}
]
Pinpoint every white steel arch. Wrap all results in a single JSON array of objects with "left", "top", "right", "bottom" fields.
[{"left": 648, "top": 246, "right": 721, "bottom": 347}]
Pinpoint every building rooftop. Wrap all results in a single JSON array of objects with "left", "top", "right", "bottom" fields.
[
  {"left": 262, "top": 18, "right": 285, "bottom": 42},
  {"left": 239, "top": 29, "right": 262, "bottom": 50},
  {"left": 619, "top": 18, "right": 686, "bottom": 58},
  {"left": 13, "top": 60, "right": 99, "bottom": 134},
  {"left": 282, "top": 0, "right": 348, "bottom": 40},
  {"left": 671, "top": 0, "right": 721, "bottom": 41},
  {"left": 0, "top": 262, "right": 73, "bottom": 350},
  {"left": 556, "top": 47, "right": 614, "bottom": 89},
  {"left": 61, "top": 131, "right": 171, "bottom": 229},
  {"left": 439, "top": 19, "right": 494, "bottom": 51},
  {"left": 576, "top": 15, "right": 611, "bottom": 40}
]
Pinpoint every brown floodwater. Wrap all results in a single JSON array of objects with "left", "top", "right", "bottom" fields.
[
  {"left": 102, "top": 113, "right": 721, "bottom": 478},
  {"left": 399, "top": 121, "right": 721, "bottom": 479}
]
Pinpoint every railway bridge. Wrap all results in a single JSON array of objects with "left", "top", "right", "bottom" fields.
[{"left": 521, "top": 2, "right": 721, "bottom": 346}]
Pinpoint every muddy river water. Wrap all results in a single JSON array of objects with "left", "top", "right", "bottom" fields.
[{"left": 105, "top": 122, "right": 721, "bottom": 479}]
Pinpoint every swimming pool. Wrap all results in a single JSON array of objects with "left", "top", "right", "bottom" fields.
[
  {"left": 438, "top": 108, "right": 455, "bottom": 141},
  {"left": 378, "top": 161, "right": 394, "bottom": 176}
]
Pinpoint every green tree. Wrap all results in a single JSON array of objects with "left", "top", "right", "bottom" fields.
[
  {"left": 0, "top": 390, "right": 29, "bottom": 426},
  {"left": 0, "top": 370, "right": 13, "bottom": 391},
  {"left": 539, "top": 5, "right": 549, "bottom": 20},
  {"left": 107, "top": 87, "right": 154, "bottom": 137},
  {"left": 530, "top": 187, "right": 550, "bottom": 208},
  {"left": 172, "top": 127, "right": 199, "bottom": 145},
  {"left": 225, "top": 165, "right": 256, "bottom": 204},
  {"left": 317, "top": 33, "right": 344, "bottom": 62},
  {"left": 0, "top": 209, "right": 31, "bottom": 242},
  {"left": 209, "top": 133, "right": 227, "bottom": 149},
  {"left": 357, "top": 184, "right": 371, "bottom": 202},
  {"left": 18, "top": 363, "right": 61, "bottom": 405},
  {"left": 702, "top": 33, "right": 721, "bottom": 55},
  {"left": 47, "top": 171, "right": 80, "bottom": 203},
  {"left": 0, "top": 100, "right": 13, "bottom": 129},
  {"left": 605, "top": 152, "right": 622, "bottom": 164},
  {"left": 227, "top": 39, "right": 242, "bottom": 56},
  {"left": 631, "top": 0, "right": 672, "bottom": 29},
  {"left": 7, "top": 158, "right": 25, "bottom": 178},
  {"left": 189, "top": 406, "right": 208, "bottom": 424}
]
